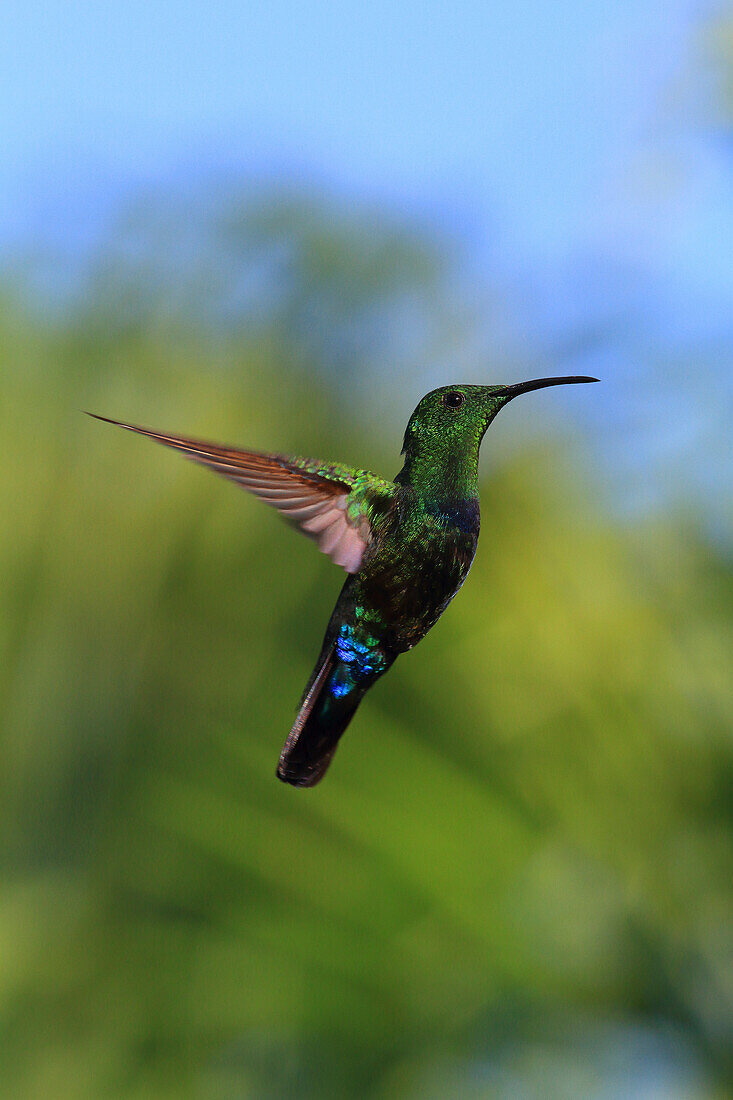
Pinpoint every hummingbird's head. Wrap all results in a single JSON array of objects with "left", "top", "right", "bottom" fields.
[{"left": 400, "top": 376, "right": 598, "bottom": 461}]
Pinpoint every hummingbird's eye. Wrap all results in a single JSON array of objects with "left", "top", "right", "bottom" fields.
[{"left": 442, "top": 391, "right": 465, "bottom": 410}]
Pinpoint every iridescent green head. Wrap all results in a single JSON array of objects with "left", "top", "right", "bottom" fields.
[{"left": 397, "top": 376, "right": 598, "bottom": 493}]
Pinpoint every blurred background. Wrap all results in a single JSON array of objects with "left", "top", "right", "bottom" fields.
[{"left": 2, "top": 2, "right": 732, "bottom": 1097}]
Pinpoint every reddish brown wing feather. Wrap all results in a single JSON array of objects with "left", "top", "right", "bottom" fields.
[{"left": 89, "top": 414, "right": 370, "bottom": 573}]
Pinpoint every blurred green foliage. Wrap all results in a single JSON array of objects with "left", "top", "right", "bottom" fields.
[{"left": 1, "top": 203, "right": 732, "bottom": 1099}]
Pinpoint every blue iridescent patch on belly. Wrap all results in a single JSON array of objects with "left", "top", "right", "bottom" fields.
[{"left": 331, "top": 623, "right": 389, "bottom": 697}]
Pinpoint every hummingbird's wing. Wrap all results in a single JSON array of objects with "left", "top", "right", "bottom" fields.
[{"left": 89, "top": 415, "right": 394, "bottom": 574}]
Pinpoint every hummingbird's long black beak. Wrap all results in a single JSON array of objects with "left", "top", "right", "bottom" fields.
[{"left": 497, "top": 375, "right": 599, "bottom": 401}]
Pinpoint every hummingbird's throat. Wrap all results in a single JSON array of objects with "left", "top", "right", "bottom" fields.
[{"left": 395, "top": 444, "right": 481, "bottom": 506}]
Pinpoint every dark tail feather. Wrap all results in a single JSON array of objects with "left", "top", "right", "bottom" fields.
[{"left": 277, "top": 647, "right": 364, "bottom": 788}]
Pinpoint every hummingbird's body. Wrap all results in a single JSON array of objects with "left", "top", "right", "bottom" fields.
[
  {"left": 91, "top": 375, "right": 596, "bottom": 787},
  {"left": 284, "top": 487, "right": 480, "bottom": 782}
]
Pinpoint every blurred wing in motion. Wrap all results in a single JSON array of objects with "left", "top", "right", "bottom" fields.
[{"left": 88, "top": 414, "right": 394, "bottom": 573}]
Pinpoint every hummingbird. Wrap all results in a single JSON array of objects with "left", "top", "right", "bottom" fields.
[{"left": 90, "top": 375, "right": 596, "bottom": 787}]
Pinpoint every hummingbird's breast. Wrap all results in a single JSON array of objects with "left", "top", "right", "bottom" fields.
[{"left": 338, "top": 492, "right": 480, "bottom": 654}]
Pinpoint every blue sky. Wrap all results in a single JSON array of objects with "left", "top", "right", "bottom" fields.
[
  {"left": 2, "top": 0, "right": 708, "bottom": 254},
  {"left": 3, "top": 0, "right": 731, "bottom": 521},
  {"left": 3, "top": 0, "right": 726, "bottom": 289}
]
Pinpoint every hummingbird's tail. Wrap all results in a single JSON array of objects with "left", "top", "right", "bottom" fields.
[{"left": 277, "top": 643, "right": 392, "bottom": 787}]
